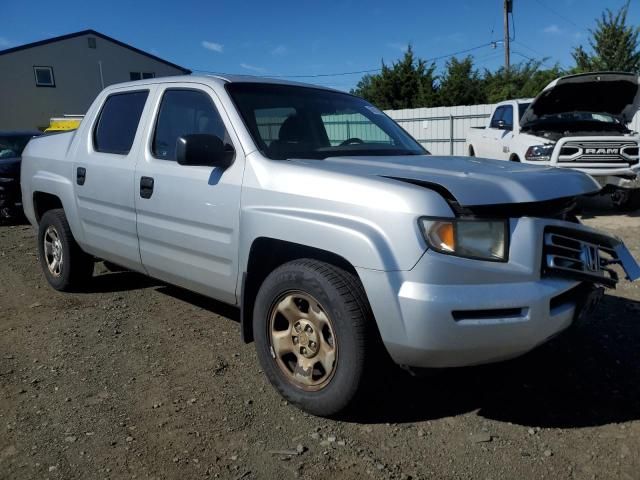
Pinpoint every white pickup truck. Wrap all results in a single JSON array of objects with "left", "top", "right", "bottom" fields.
[{"left": 466, "top": 72, "right": 640, "bottom": 210}]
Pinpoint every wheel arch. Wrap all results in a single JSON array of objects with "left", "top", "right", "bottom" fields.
[
  {"left": 27, "top": 171, "right": 85, "bottom": 245},
  {"left": 240, "top": 237, "right": 362, "bottom": 343},
  {"left": 32, "top": 191, "right": 63, "bottom": 222}
]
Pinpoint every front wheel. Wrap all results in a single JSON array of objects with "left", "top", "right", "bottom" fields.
[
  {"left": 37, "top": 209, "right": 94, "bottom": 291},
  {"left": 611, "top": 188, "right": 640, "bottom": 211},
  {"left": 253, "top": 259, "right": 377, "bottom": 416}
]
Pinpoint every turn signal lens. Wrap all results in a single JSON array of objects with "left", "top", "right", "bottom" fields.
[{"left": 425, "top": 221, "right": 455, "bottom": 252}]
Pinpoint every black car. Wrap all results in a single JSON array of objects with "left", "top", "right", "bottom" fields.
[{"left": 0, "top": 131, "right": 41, "bottom": 219}]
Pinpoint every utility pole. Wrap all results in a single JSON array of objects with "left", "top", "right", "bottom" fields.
[{"left": 504, "top": 0, "right": 512, "bottom": 70}]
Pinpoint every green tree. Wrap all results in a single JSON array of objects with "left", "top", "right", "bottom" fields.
[
  {"left": 483, "top": 61, "right": 564, "bottom": 103},
  {"left": 437, "top": 56, "right": 487, "bottom": 106},
  {"left": 351, "top": 45, "right": 438, "bottom": 109},
  {"left": 572, "top": 0, "right": 640, "bottom": 73}
]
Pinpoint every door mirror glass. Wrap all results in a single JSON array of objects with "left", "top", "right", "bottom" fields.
[
  {"left": 497, "top": 120, "right": 512, "bottom": 131},
  {"left": 176, "top": 134, "right": 234, "bottom": 168}
]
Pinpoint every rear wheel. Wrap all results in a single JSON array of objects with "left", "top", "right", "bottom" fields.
[
  {"left": 611, "top": 188, "right": 640, "bottom": 211},
  {"left": 253, "top": 259, "right": 377, "bottom": 416},
  {"left": 37, "top": 209, "right": 94, "bottom": 291},
  {"left": 468, "top": 146, "right": 475, "bottom": 157}
]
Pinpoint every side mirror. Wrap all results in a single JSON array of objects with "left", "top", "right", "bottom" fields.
[
  {"left": 176, "top": 134, "right": 234, "bottom": 168},
  {"left": 497, "top": 120, "right": 512, "bottom": 131}
]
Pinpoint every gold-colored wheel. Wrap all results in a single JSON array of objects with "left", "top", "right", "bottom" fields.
[{"left": 268, "top": 291, "right": 337, "bottom": 391}]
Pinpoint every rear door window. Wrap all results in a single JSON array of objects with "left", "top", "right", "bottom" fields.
[{"left": 94, "top": 91, "right": 149, "bottom": 155}]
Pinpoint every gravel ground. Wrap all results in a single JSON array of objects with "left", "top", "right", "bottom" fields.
[{"left": 1, "top": 197, "right": 639, "bottom": 480}]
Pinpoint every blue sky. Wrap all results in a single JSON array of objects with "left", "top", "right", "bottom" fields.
[{"left": 2, "top": 0, "right": 638, "bottom": 91}]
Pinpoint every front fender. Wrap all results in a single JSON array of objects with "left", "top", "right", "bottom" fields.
[{"left": 238, "top": 205, "right": 411, "bottom": 274}]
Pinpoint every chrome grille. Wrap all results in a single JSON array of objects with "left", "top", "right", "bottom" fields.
[
  {"left": 543, "top": 228, "right": 621, "bottom": 287},
  {"left": 558, "top": 140, "right": 638, "bottom": 165}
]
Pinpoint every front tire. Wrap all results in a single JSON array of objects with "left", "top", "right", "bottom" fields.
[
  {"left": 253, "top": 259, "right": 376, "bottom": 417},
  {"left": 37, "top": 209, "right": 94, "bottom": 291}
]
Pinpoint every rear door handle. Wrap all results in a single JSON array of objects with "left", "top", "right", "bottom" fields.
[
  {"left": 76, "top": 167, "right": 86, "bottom": 185},
  {"left": 140, "top": 176, "right": 154, "bottom": 199}
]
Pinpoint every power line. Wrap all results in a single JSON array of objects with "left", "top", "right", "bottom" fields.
[
  {"left": 532, "top": 0, "right": 582, "bottom": 29},
  {"left": 191, "top": 42, "right": 496, "bottom": 80},
  {"left": 511, "top": 50, "right": 555, "bottom": 68},
  {"left": 513, "top": 40, "right": 544, "bottom": 58}
]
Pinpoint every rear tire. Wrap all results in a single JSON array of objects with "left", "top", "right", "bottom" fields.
[
  {"left": 253, "top": 259, "right": 377, "bottom": 417},
  {"left": 37, "top": 209, "right": 94, "bottom": 291},
  {"left": 611, "top": 188, "right": 640, "bottom": 211},
  {"left": 468, "top": 146, "right": 475, "bottom": 157}
]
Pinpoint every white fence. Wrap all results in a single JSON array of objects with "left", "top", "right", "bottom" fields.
[{"left": 385, "top": 104, "right": 640, "bottom": 156}]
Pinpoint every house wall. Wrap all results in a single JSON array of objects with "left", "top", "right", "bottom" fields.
[{"left": 0, "top": 34, "right": 185, "bottom": 130}]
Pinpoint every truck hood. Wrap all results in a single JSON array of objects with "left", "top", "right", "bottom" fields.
[
  {"left": 291, "top": 155, "right": 600, "bottom": 207},
  {"left": 521, "top": 72, "right": 640, "bottom": 128}
]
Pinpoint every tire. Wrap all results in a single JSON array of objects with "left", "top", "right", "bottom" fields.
[
  {"left": 37, "top": 209, "right": 94, "bottom": 291},
  {"left": 253, "top": 259, "right": 377, "bottom": 417},
  {"left": 611, "top": 188, "right": 640, "bottom": 211},
  {"left": 468, "top": 146, "right": 475, "bottom": 157},
  {"left": 510, "top": 155, "right": 520, "bottom": 162}
]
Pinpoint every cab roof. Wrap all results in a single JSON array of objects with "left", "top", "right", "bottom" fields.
[{"left": 106, "top": 74, "right": 341, "bottom": 93}]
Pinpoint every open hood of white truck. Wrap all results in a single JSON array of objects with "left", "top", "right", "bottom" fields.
[{"left": 520, "top": 72, "right": 640, "bottom": 128}]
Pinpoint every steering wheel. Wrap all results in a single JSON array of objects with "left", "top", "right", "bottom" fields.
[{"left": 339, "top": 137, "right": 364, "bottom": 146}]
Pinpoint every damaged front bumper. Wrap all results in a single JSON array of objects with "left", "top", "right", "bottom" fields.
[
  {"left": 357, "top": 217, "right": 639, "bottom": 369},
  {"left": 592, "top": 171, "right": 640, "bottom": 190},
  {"left": 543, "top": 225, "right": 640, "bottom": 285}
]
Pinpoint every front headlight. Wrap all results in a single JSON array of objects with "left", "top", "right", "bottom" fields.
[
  {"left": 525, "top": 145, "right": 554, "bottom": 161},
  {"left": 419, "top": 218, "right": 509, "bottom": 262}
]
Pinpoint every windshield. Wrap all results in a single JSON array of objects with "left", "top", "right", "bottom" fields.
[
  {"left": 0, "top": 134, "right": 35, "bottom": 159},
  {"left": 226, "top": 83, "right": 427, "bottom": 160}
]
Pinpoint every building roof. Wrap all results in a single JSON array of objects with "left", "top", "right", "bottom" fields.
[{"left": 0, "top": 29, "right": 191, "bottom": 74}]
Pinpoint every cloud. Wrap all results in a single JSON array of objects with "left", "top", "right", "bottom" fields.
[
  {"left": 271, "top": 44, "right": 288, "bottom": 56},
  {"left": 201, "top": 41, "right": 223, "bottom": 53},
  {"left": 0, "top": 37, "right": 11, "bottom": 48},
  {"left": 240, "top": 63, "right": 267, "bottom": 73},
  {"left": 543, "top": 24, "right": 562, "bottom": 34},
  {"left": 447, "top": 32, "right": 465, "bottom": 43},
  {"left": 387, "top": 42, "right": 409, "bottom": 53}
]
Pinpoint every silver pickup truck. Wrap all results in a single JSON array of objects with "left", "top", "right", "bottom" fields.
[{"left": 20, "top": 75, "right": 640, "bottom": 416}]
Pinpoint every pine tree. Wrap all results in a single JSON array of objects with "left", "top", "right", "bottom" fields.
[
  {"left": 483, "top": 61, "right": 564, "bottom": 103},
  {"left": 437, "top": 56, "right": 487, "bottom": 106},
  {"left": 572, "top": 1, "right": 640, "bottom": 73},
  {"left": 351, "top": 45, "right": 438, "bottom": 109}
]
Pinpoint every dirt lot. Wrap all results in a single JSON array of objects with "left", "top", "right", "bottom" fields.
[{"left": 1, "top": 198, "right": 639, "bottom": 480}]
